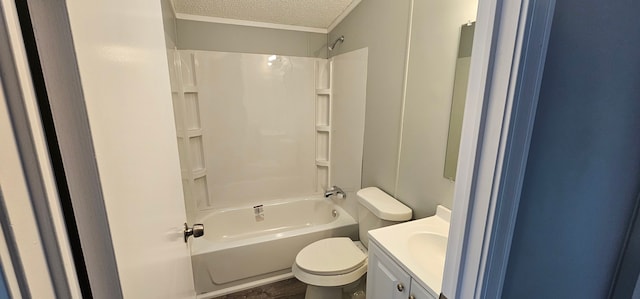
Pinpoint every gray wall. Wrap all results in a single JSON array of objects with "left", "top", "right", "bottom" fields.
[
  {"left": 161, "top": 0, "right": 177, "bottom": 49},
  {"left": 177, "top": 20, "right": 327, "bottom": 58},
  {"left": 328, "top": 0, "right": 412, "bottom": 195},
  {"left": 502, "top": 0, "right": 640, "bottom": 297},
  {"left": 395, "top": 0, "right": 477, "bottom": 218}
]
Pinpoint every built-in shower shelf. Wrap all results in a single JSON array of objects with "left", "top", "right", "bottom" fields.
[
  {"left": 171, "top": 50, "right": 212, "bottom": 209},
  {"left": 315, "top": 59, "right": 332, "bottom": 192},
  {"left": 315, "top": 160, "right": 330, "bottom": 167},
  {"left": 186, "top": 129, "right": 203, "bottom": 137},
  {"left": 192, "top": 168, "right": 206, "bottom": 179},
  {"left": 316, "top": 88, "right": 330, "bottom": 95},
  {"left": 183, "top": 85, "right": 198, "bottom": 93}
]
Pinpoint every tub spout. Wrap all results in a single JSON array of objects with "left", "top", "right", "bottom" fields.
[{"left": 324, "top": 186, "right": 345, "bottom": 199}]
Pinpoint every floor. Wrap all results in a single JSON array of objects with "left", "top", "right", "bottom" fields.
[{"left": 213, "top": 278, "right": 307, "bottom": 299}]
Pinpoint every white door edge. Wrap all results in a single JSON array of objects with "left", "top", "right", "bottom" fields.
[
  {"left": 0, "top": 87, "right": 29, "bottom": 299},
  {"left": 0, "top": 0, "right": 82, "bottom": 297},
  {"left": 443, "top": 0, "right": 556, "bottom": 298},
  {"left": 0, "top": 68, "right": 59, "bottom": 299}
]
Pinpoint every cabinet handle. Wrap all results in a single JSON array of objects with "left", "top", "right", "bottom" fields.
[
  {"left": 409, "top": 296, "right": 415, "bottom": 299},
  {"left": 397, "top": 283, "right": 405, "bottom": 292}
]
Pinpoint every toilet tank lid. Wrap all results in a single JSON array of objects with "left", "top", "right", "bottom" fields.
[{"left": 357, "top": 187, "right": 412, "bottom": 221}]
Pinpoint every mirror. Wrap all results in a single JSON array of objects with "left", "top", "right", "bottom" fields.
[{"left": 444, "top": 22, "right": 476, "bottom": 180}]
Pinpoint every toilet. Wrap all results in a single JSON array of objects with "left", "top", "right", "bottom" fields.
[{"left": 292, "top": 187, "right": 412, "bottom": 299}]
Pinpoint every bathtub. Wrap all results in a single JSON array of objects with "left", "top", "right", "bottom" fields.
[{"left": 191, "top": 196, "right": 358, "bottom": 297}]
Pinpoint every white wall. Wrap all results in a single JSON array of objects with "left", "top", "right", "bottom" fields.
[
  {"left": 396, "top": 0, "right": 478, "bottom": 218},
  {"left": 330, "top": 48, "right": 369, "bottom": 218},
  {"left": 195, "top": 51, "right": 318, "bottom": 209},
  {"left": 65, "top": 1, "right": 195, "bottom": 298},
  {"left": 175, "top": 49, "right": 369, "bottom": 218},
  {"left": 501, "top": 0, "right": 640, "bottom": 297}
]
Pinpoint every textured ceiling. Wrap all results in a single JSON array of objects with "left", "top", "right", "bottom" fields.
[{"left": 173, "top": 0, "right": 355, "bottom": 29}]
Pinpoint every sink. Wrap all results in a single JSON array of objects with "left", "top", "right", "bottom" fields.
[
  {"left": 368, "top": 205, "right": 451, "bottom": 295},
  {"left": 408, "top": 232, "right": 448, "bottom": 276}
]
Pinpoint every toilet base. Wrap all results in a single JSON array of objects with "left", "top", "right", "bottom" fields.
[
  {"left": 304, "top": 285, "right": 341, "bottom": 299},
  {"left": 303, "top": 277, "right": 366, "bottom": 299},
  {"left": 342, "top": 277, "right": 366, "bottom": 299}
]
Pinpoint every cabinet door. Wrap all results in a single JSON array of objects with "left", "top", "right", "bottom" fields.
[
  {"left": 409, "top": 280, "right": 437, "bottom": 299},
  {"left": 367, "top": 242, "right": 411, "bottom": 299}
]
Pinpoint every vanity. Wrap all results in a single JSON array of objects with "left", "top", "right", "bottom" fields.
[{"left": 366, "top": 206, "right": 451, "bottom": 299}]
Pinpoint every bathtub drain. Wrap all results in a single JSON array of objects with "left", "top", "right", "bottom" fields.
[{"left": 332, "top": 209, "right": 338, "bottom": 218}]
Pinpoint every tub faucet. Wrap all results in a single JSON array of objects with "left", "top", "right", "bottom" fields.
[{"left": 324, "top": 186, "right": 346, "bottom": 199}]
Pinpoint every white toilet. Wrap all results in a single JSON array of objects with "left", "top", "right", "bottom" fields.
[{"left": 292, "top": 187, "right": 412, "bottom": 299}]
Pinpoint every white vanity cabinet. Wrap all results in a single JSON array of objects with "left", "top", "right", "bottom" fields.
[
  {"left": 407, "top": 278, "right": 435, "bottom": 299},
  {"left": 367, "top": 241, "right": 437, "bottom": 299}
]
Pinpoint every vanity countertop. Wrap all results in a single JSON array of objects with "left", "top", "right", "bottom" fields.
[{"left": 368, "top": 205, "right": 451, "bottom": 296}]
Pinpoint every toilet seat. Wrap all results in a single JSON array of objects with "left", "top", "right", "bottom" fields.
[
  {"left": 296, "top": 238, "right": 366, "bottom": 275},
  {"left": 293, "top": 238, "right": 368, "bottom": 287}
]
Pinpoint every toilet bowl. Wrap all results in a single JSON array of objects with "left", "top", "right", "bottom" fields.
[
  {"left": 293, "top": 187, "right": 412, "bottom": 299},
  {"left": 293, "top": 238, "right": 368, "bottom": 299},
  {"left": 293, "top": 238, "right": 367, "bottom": 285}
]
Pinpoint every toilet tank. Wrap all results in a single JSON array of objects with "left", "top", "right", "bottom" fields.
[{"left": 357, "top": 187, "right": 412, "bottom": 248}]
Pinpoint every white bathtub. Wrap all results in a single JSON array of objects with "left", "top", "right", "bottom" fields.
[{"left": 191, "top": 196, "right": 358, "bottom": 297}]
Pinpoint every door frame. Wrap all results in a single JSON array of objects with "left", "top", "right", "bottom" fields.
[
  {"left": 0, "top": 0, "right": 121, "bottom": 297},
  {"left": 608, "top": 191, "right": 640, "bottom": 298},
  {"left": 443, "top": 0, "right": 555, "bottom": 298},
  {"left": 0, "top": 0, "right": 84, "bottom": 297}
]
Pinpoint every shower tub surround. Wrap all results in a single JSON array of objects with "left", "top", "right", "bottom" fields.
[
  {"left": 167, "top": 49, "right": 368, "bottom": 298},
  {"left": 192, "top": 196, "right": 357, "bottom": 297}
]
